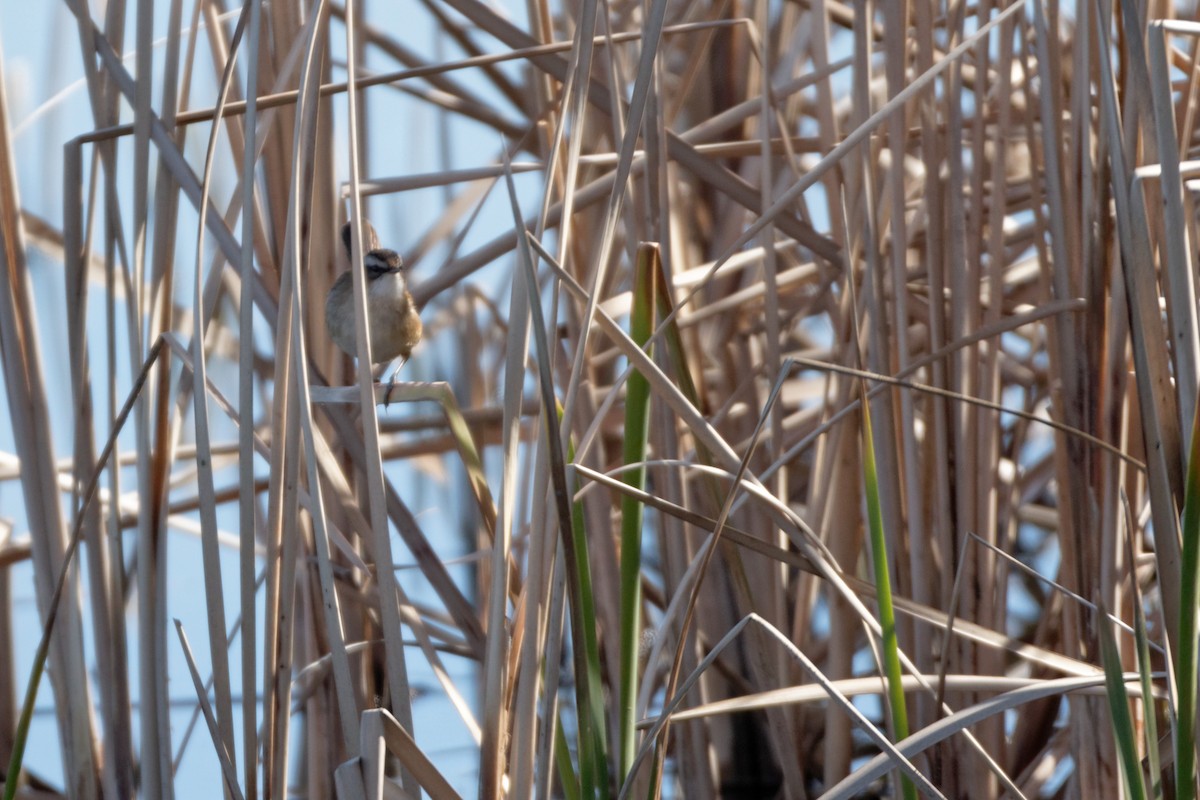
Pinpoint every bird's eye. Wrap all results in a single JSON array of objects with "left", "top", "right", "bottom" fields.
[{"left": 365, "top": 250, "right": 403, "bottom": 275}]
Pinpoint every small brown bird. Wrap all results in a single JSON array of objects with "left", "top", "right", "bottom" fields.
[{"left": 325, "top": 221, "right": 422, "bottom": 400}]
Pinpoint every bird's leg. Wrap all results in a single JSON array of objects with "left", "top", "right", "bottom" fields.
[{"left": 379, "top": 357, "right": 408, "bottom": 408}]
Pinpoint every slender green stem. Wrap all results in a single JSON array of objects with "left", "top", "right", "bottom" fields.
[
  {"left": 1176, "top": 413, "right": 1200, "bottom": 800},
  {"left": 554, "top": 708, "right": 582, "bottom": 800},
  {"left": 1099, "top": 607, "right": 1148, "bottom": 800},
  {"left": 618, "top": 244, "right": 657, "bottom": 781},
  {"left": 859, "top": 393, "right": 916, "bottom": 800},
  {"left": 568, "top": 458, "right": 610, "bottom": 798}
]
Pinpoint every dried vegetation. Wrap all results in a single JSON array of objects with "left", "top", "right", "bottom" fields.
[{"left": 0, "top": 0, "right": 1197, "bottom": 798}]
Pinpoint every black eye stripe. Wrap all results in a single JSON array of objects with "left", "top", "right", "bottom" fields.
[{"left": 363, "top": 248, "right": 404, "bottom": 274}]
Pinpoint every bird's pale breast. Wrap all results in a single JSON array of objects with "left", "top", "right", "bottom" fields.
[{"left": 325, "top": 267, "right": 421, "bottom": 364}]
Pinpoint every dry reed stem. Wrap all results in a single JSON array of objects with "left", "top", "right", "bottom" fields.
[{"left": 4, "top": 1, "right": 1199, "bottom": 797}]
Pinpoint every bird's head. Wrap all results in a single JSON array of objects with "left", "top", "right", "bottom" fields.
[{"left": 364, "top": 248, "right": 405, "bottom": 280}]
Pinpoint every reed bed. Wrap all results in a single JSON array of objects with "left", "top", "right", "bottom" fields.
[{"left": 0, "top": 0, "right": 1196, "bottom": 797}]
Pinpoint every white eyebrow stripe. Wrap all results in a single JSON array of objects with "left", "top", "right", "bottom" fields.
[{"left": 363, "top": 249, "right": 403, "bottom": 272}]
